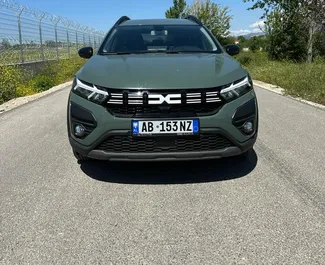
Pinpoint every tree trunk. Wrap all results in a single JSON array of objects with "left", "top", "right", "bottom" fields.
[{"left": 307, "top": 21, "right": 315, "bottom": 63}]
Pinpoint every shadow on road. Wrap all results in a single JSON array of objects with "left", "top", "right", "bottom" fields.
[{"left": 80, "top": 149, "right": 258, "bottom": 185}]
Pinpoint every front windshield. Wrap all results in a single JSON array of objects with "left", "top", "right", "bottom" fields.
[{"left": 99, "top": 25, "right": 221, "bottom": 54}]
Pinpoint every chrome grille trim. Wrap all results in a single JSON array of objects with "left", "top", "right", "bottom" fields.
[{"left": 105, "top": 91, "right": 222, "bottom": 105}]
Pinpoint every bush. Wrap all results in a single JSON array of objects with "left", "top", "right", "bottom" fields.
[
  {"left": 31, "top": 74, "right": 56, "bottom": 92},
  {"left": 15, "top": 83, "right": 36, "bottom": 97},
  {"left": 0, "top": 56, "right": 86, "bottom": 104},
  {"left": 0, "top": 65, "right": 22, "bottom": 104},
  {"left": 236, "top": 51, "right": 325, "bottom": 105},
  {"left": 237, "top": 55, "right": 252, "bottom": 66}
]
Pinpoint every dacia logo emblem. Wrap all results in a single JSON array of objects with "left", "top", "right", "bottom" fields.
[{"left": 148, "top": 94, "right": 181, "bottom": 105}]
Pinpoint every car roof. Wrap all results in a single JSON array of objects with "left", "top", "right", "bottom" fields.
[{"left": 119, "top": 18, "right": 198, "bottom": 27}]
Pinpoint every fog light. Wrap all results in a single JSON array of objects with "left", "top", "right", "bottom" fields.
[
  {"left": 74, "top": 124, "right": 86, "bottom": 137},
  {"left": 243, "top": 121, "right": 253, "bottom": 134}
]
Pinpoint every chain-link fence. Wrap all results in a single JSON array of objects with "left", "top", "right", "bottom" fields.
[{"left": 0, "top": 0, "right": 106, "bottom": 65}]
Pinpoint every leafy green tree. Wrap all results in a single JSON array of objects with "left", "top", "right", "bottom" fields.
[
  {"left": 219, "top": 36, "right": 236, "bottom": 46},
  {"left": 243, "top": 0, "right": 325, "bottom": 62},
  {"left": 183, "top": 0, "right": 232, "bottom": 40},
  {"left": 1, "top": 39, "right": 11, "bottom": 50},
  {"left": 238, "top": 35, "right": 247, "bottom": 43},
  {"left": 313, "top": 28, "right": 325, "bottom": 58},
  {"left": 165, "top": 0, "right": 187, "bottom": 18},
  {"left": 263, "top": 7, "right": 308, "bottom": 61},
  {"left": 249, "top": 36, "right": 259, "bottom": 52}
]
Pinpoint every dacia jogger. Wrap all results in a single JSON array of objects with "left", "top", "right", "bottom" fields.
[{"left": 67, "top": 15, "right": 258, "bottom": 162}]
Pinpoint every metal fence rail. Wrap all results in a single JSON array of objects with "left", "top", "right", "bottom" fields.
[{"left": 0, "top": 0, "right": 106, "bottom": 65}]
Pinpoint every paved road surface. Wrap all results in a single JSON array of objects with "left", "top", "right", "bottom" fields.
[{"left": 0, "top": 86, "right": 324, "bottom": 264}]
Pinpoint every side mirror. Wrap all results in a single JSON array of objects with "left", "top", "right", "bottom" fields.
[
  {"left": 225, "top": 44, "right": 240, "bottom": 56},
  {"left": 78, "top": 47, "right": 93, "bottom": 59}
]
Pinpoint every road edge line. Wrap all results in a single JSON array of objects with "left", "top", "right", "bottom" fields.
[
  {"left": 0, "top": 80, "right": 73, "bottom": 114},
  {"left": 253, "top": 79, "right": 325, "bottom": 111}
]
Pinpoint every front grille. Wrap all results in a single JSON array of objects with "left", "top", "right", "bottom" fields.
[
  {"left": 95, "top": 133, "right": 234, "bottom": 153},
  {"left": 100, "top": 86, "right": 229, "bottom": 118}
]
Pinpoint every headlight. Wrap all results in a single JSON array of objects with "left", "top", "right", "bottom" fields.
[
  {"left": 72, "top": 77, "right": 109, "bottom": 104},
  {"left": 220, "top": 76, "right": 253, "bottom": 102}
]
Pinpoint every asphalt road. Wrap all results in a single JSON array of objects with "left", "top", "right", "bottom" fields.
[{"left": 0, "top": 86, "right": 324, "bottom": 265}]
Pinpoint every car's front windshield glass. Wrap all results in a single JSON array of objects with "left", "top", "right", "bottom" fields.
[{"left": 99, "top": 25, "right": 220, "bottom": 54}]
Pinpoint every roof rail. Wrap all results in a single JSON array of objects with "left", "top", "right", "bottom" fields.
[
  {"left": 114, "top": 16, "right": 130, "bottom": 27},
  {"left": 184, "top": 15, "right": 202, "bottom": 26}
]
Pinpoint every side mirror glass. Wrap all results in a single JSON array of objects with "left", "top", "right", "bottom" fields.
[
  {"left": 78, "top": 47, "right": 93, "bottom": 59},
  {"left": 225, "top": 44, "right": 240, "bottom": 56}
]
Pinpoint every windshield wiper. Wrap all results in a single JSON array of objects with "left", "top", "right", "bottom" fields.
[
  {"left": 100, "top": 52, "right": 132, "bottom": 55},
  {"left": 100, "top": 50, "right": 217, "bottom": 55}
]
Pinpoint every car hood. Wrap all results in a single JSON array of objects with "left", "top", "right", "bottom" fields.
[{"left": 76, "top": 53, "right": 248, "bottom": 89}]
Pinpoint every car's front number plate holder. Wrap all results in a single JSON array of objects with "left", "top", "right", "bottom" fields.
[{"left": 131, "top": 119, "right": 199, "bottom": 136}]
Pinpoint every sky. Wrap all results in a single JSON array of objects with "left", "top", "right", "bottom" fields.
[{"left": 16, "top": 0, "right": 265, "bottom": 36}]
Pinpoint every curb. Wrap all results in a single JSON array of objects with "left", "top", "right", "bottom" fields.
[
  {"left": 0, "top": 80, "right": 73, "bottom": 114},
  {"left": 253, "top": 79, "right": 325, "bottom": 111}
]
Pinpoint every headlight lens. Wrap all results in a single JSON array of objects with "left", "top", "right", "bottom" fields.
[
  {"left": 72, "top": 77, "right": 109, "bottom": 104},
  {"left": 220, "top": 76, "right": 253, "bottom": 102}
]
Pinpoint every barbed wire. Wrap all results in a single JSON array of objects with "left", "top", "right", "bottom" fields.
[{"left": 0, "top": 0, "right": 106, "bottom": 65}]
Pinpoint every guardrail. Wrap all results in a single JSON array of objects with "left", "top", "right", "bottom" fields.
[{"left": 0, "top": 0, "right": 106, "bottom": 65}]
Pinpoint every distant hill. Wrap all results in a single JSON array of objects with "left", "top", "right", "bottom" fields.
[
  {"left": 231, "top": 32, "right": 265, "bottom": 39},
  {"left": 243, "top": 32, "right": 265, "bottom": 39}
]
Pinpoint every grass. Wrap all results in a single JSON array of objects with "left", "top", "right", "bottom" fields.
[
  {"left": 0, "top": 47, "right": 80, "bottom": 65},
  {"left": 235, "top": 51, "right": 325, "bottom": 105},
  {"left": 0, "top": 55, "right": 86, "bottom": 105}
]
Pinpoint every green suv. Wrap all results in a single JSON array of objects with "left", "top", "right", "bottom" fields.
[{"left": 67, "top": 15, "right": 258, "bottom": 162}]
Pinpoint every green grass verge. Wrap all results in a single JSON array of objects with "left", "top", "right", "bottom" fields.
[
  {"left": 235, "top": 51, "right": 325, "bottom": 105},
  {"left": 0, "top": 56, "right": 86, "bottom": 105},
  {"left": 0, "top": 46, "right": 80, "bottom": 65}
]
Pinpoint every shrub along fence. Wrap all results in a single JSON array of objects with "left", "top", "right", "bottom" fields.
[{"left": 0, "top": 56, "right": 86, "bottom": 104}]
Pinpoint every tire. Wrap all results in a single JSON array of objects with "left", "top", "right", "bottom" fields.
[{"left": 73, "top": 149, "right": 89, "bottom": 162}]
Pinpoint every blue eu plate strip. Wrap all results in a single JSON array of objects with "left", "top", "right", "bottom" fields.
[
  {"left": 193, "top": 119, "right": 199, "bottom": 133},
  {"left": 132, "top": 121, "right": 139, "bottom": 134}
]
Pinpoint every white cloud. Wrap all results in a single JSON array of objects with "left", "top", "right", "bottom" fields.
[
  {"left": 230, "top": 29, "right": 251, "bottom": 35},
  {"left": 230, "top": 20, "right": 265, "bottom": 36},
  {"left": 252, "top": 28, "right": 262, "bottom": 33},
  {"left": 250, "top": 20, "right": 265, "bottom": 29}
]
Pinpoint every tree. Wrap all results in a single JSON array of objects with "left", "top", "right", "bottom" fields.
[
  {"left": 249, "top": 36, "right": 259, "bottom": 52},
  {"left": 243, "top": 0, "right": 325, "bottom": 62},
  {"left": 1, "top": 39, "right": 11, "bottom": 50},
  {"left": 219, "top": 36, "right": 236, "bottom": 46},
  {"left": 165, "top": 0, "right": 187, "bottom": 19},
  {"left": 183, "top": 0, "right": 232, "bottom": 40},
  {"left": 263, "top": 7, "right": 308, "bottom": 61},
  {"left": 238, "top": 35, "right": 247, "bottom": 43},
  {"left": 313, "top": 27, "right": 325, "bottom": 57}
]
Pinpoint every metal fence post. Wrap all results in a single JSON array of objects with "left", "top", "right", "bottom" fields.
[
  {"left": 75, "top": 23, "right": 80, "bottom": 52},
  {"left": 66, "top": 21, "right": 72, "bottom": 59},
  {"left": 38, "top": 13, "right": 46, "bottom": 61},
  {"left": 16, "top": 7, "right": 24, "bottom": 63},
  {"left": 51, "top": 16, "right": 60, "bottom": 60}
]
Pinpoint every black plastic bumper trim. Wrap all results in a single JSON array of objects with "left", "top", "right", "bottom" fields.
[{"left": 69, "top": 128, "right": 257, "bottom": 161}]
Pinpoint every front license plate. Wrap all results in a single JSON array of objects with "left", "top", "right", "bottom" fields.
[{"left": 132, "top": 119, "right": 199, "bottom": 136}]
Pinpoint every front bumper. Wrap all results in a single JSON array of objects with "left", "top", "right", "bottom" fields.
[
  {"left": 67, "top": 89, "right": 258, "bottom": 161},
  {"left": 69, "top": 128, "right": 257, "bottom": 161}
]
